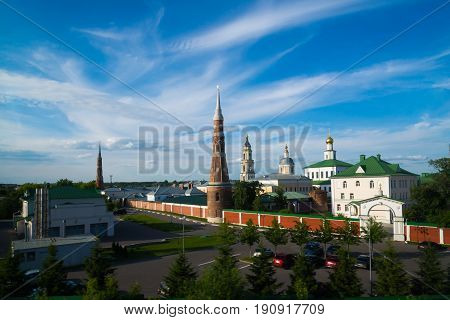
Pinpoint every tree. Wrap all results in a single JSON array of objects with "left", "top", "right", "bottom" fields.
[
  {"left": 84, "top": 246, "right": 114, "bottom": 289},
  {"left": 336, "top": 218, "right": 360, "bottom": 254},
  {"left": 314, "top": 219, "right": 334, "bottom": 259},
  {"left": 233, "top": 181, "right": 262, "bottom": 210},
  {"left": 374, "top": 242, "right": 410, "bottom": 296},
  {"left": 273, "top": 187, "right": 287, "bottom": 210},
  {"left": 38, "top": 245, "right": 67, "bottom": 296},
  {"left": 127, "top": 282, "right": 143, "bottom": 299},
  {"left": 412, "top": 246, "right": 446, "bottom": 295},
  {"left": 252, "top": 195, "right": 265, "bottom": 211},
  {"left": 191, "top": 224, "right": 245, "bottom": 299},
  {"left": 289, "top": 253, "right": 318, "bottom": 299},
  {"left": 246, "top": 246, "right": 280, "bottom": 297},
  {"left": 0, "top": 249, "right": 24, "bottom": 298},
  {"left": 329, "top": 249, "right": 362, "bottom": 298},
  {"left": 84, "top": 275, "right": 119, "bottom": 300},
  {"left": 164, "top": 253, "right": 197, "bottom": 298},
  {"left": 55, "top": 178, "right": 74, "bottom": 186},
  {"left": 265, "top": 218, "right": 288, "bottom": 254},
  {"left": 240, "top": 219, "right": 260, "bottom": 257},
  {"left": 290, "top": 221, "right": 311, "bottom": 251}
]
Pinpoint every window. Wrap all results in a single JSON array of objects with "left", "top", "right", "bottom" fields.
[
  {"left": 26, "top": 251, "right": 36, "bottom": 262},
  {"left": 356, "top": 181, "right": 360, "bottom": 187},
  {"left": 326, "top": 171, "right": 329, "bottom": 178},
  {"left": 350, "top": 193, "right": 354, "bottom": 199},
  {"left": 370, "top": 180, "right": 374, "bottom": 188},
  {"left": 341, "top": 193, "right": 345, "bottom": 199},
  {"left": 321, "top": 172, "right": 323, "bottom": 179},
  {"left": 316, "top": 172, "right": 319, "bottom": 179},
  {"left": 343, "top": 181, "right": 347, "bottom": 188},
  {"left": 65, "top": 224, "right": 85, "bottom": 236},
  {"left": 215, "top": 192, "right": 220, "bottom": 201},
  {"left": 337, "top": 204, "right": 341, "bottom": 211},
  {"left": 48, "top": 227, "right": 60, "bottom": 237},
  {"left": 345, "top": 205, "right": 349, "bottom": 211}
]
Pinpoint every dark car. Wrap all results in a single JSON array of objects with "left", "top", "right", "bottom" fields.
[
  {"left": 303, "top": 242, "right": 324, "bottom": 267},
  {"left": 113, "top": 208, "right": 127, "bottom": 215},
  {"left": 326, "top": 245, "right": 340, "bottom": 258},
  {"left": 354, "top": 254, "right": 380, "bottom": 269},
  {"left": 417, "top": 241, "right": 447, "bottom": 251},
  {"left": 324, "top": 256, "right": 338, "bottom": 268},
  {"left": 273, "top": 253, "right": 295, "bottom": 269},
  {"left": 253, "top": 247, "right": 274, "bottom": 258}
]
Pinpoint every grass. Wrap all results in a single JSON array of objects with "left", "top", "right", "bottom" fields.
[
  {"left": 108, "top": 235, "right": 223, "bottom": 260},
  {"left": 121, "top": 214, "right": 193, "bottom": 232}
]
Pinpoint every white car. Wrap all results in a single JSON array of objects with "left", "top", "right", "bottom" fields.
[{"left": 253, "top": 248, "right": 274, "bottom": 258}]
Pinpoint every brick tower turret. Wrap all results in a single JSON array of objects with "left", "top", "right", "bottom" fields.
[
  {"left": 207, "top": 86, "right": 232, "bottom": 223},
  {"left": 96, "top": 143, "right": 104, "bottom": 189}
]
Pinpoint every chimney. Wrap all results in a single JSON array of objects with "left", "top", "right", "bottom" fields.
[
  {"left": 360, "top": 154, "right": 366, "bottom": 162},
  {"left": 377, "top": 154, "right": 381, "bottom": 161}
]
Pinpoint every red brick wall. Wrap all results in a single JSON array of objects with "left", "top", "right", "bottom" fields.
[
  {"left": 409, "top": 226, "right": 440, "bottom": 243},
  {"left": 303, "top": 218, "right": 323, "bottom": 231},
  {"left": 192, "top": 207, "right": 201, "bottom": 217},
  {"left": 351, "top": 221, "right": 360, "bottom": 236},
  {"left": 280, "top": 216, "right": 300, "bottom": 229},
  {"left": 330, "top": 220, "right": 345, "bottom": 230},
  {"left": 242, "top": 213, "right": 258, "bottom": 225},
  {"left": 181, "top": 206, "right": 191, "bottom": 216},
  {"left": 444, "top": 229, "right": 450, "bottom": 245},
  {"left": 224, "top": 211, "right": 240, "bottom": 224},
  {"left": 260, "top": 215, "right": 278, "bottom": 227}
]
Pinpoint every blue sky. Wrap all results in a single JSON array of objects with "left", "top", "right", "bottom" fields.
[{"left": 0, "top": 0, "right": 449, "bottom": 183}]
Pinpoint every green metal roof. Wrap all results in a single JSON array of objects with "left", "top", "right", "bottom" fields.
[
  {"left": 163, "top": 195, "right": 207, "bottom": 206},
  {"left": 312, "top": 180, "right": 331, "bottom": 185},
  {"left": 304, "top": 159, "right": 352, "bottom": 169},
  {"left": 49, "top": 186, "right": 102, "bottom": 200},
  {"left": 331, "top": 155, "right": 417, "bottom": 178},
  {"left": 266, "top": 191, "right": 310, "bottom": 200}
]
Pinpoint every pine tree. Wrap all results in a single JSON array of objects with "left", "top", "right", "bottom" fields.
[
  {"left": 412, "top": 246, "right": 446, "bottom": 295},
  {"left": 336, "top": 218, "right": 360, "bottom": 254},
  {"left": 84, "top": 245, "right": 113, "bottom": 289},
  {"left": 265, "top": 218, "right": 288, "bottom": 254},
  {"left": 246, "top": 247, "right": 280, "bottom": 297},
  {"left": 314, "top": 219, "right": 334, "bottom": 259},
  {"left": 329, "top": 249, "right": 362, "bottom": 298},
  {"left": 0, "top": 248, "right": 24, "bottom": 299},
  {"left": 164, "top": 253, "right": 197, "bottom": 298},
  {"left": 240, "top": 219, "right": 260, "bottom": 258},
  {"left": 38, "top": 244, "right": 67, "bottom": 297},
  {"left": 290, "top": 221, "right": 310, "bottom": 251},
  {"left": 289, "top": 253, "right": 318, "bottom": 299},
  {"left": 374, "top": 242, "right": 410, "bottom": 296},
  {"left": 84, "top": 275, "right": 119, "bottom": 300}
]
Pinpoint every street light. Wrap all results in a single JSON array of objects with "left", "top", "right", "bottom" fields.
[{"left": 182, "top": 216, "right": 186, "bottom": 254}]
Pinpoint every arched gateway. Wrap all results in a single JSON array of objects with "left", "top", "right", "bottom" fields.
[{"left": 348, "top": 196, "right": 405, "bottom": 241}]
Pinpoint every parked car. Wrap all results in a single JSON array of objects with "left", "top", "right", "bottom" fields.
[
  {"left": 272, "top": 253, "right": 295, "bottom": 269},
  {"left": 253, "top": 247, "right": 274, "bottom": 258},
  {"left": 326, "top": 245, "right": 340, "bottom": 258},
  {"left": 354, "top": 254, "right": 380, "bottom": 269},
  {"left": 113, "top": 208, "right": 127, "bottom": 215},
  {"left": 417, "top": 241, "right": 447, "bottom": 251},
  {"left": 303, "top": 241, "right": 324, "bottom": 267},
  {"left": 157, "top": 281, "right": 169, "bottom": 297},
  {"left": 324, "top": 256, "right": 338, "bottom": 268}
]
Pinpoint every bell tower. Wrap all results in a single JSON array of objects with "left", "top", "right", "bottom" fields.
[
  {"left": 324, "top": 130, "right": 336, "bottom": 160},
  {"left": 240, "top": 135, "right": 255, "bottom": 181},
  {"left": 207, "top": 86, "right": 232, "bottom": 223}
]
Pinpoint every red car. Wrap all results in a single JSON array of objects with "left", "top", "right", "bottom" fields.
[
  {"left": 272, "top": 254, "right": 295, "bottom": 269},
  {"left": 324, "top": 256, "right": 338, "bottom": 268}
]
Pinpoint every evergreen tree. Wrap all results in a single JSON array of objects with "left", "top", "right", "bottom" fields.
[
  {"left": 329, "top": 249, "right": 362, "bottom": 298},
  {"left": 289, "top": 253, "right": 318, "bottom": 298},
  {"left": 290, "top": 221, "right": 310, "bottom": 251},
  {"left": 84, "top": 275, "right": 119, "bottom": 300},
  {"left": 314, "top": 219, "right": 334, "bottom": 259},
  {"left": 164, "top": 253, "right": 197, "bottom": 298},
  {"left": 374, "top": 242, "right": 410, "bottom": 296},
  {"left": 240, "top": 219, "right": 260, "bottom": 257},
  {"left": 265, "top": 218, "right": 288, "bottom": 254},
  {"left": 252, "top": 195, "right": 265, "bottom": 211},
  {"left": 336, "top": 218, "right": 360, "bottom": 254},
  {"left": 84, "top": 245, "right": 114, "bottom": 289},
  {"left": 233, "top": 181, "right": 262, "bottom": 210},
  {"left": 412, "top": 246, "right": 446, "bottom": 295},
  {"left": 246, "top": 246, "right": 280, "bottom": 297},
  {"left": 38, "top": 244, "right": 67, "bottom": 296},
  {"left": 0, "top": 249, "right": 24, "bottom": 299},
  {"left": 273, "top": 187, "right": 287, "bottom": 210},
  {"left": 127, "top": 282, "right": 143, "bottom": 299}
]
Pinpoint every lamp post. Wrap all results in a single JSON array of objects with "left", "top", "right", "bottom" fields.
[
  {"left": 182, "top": 216, "right": 186, "bottom": 254},
  {"left": 368, "top": 221, "right": 373, "bottom": 296}
]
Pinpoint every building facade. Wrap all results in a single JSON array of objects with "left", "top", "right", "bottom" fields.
[
  {"left": 330, "top": 154, "right": 418, "bottom": 221},
  {"left": 207, "top": 86, "right": 233, "bottom": 222},
  {"left": 303, "top": 134, "right": 352, "bottom": 195},
  {"left": 240, "top": 135, "right": 255, "bottom": 181}
]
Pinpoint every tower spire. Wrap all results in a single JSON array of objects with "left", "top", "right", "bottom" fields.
[
  {"left": 98, "top": 142, "right": 102, "bottom": 156},
  {"left": 213, "top": 85, "right": 223, "bottom": 121},
  {"left": 96, "top": 141, "right": 104, "bottom": 189}
]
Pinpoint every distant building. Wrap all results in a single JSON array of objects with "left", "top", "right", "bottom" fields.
[
  {"left": 257, "top": 145, "right": 312, "bottom": 194},
  {"left": 146, "top": 186, "right": 186, "bottom": 202},
  {"left": 240, "top": 136, "right": 255, "bottom": 181},
  {"left": 330, "top": 154, "right": 419, "bottom": 220},
  {"left": 207, "top": 86, "right": 233, "bottom": 222},
  {"left": 17, "top": 186, "right": 114, "bottom": 239},
  {"left": 96, "top": 143, "right": 104, "bottom": 190},
  {"left": 303, "top": 134, "right": 352, "bottom": 195}
]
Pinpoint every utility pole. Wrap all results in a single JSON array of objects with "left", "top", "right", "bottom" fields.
[
  {"left": 369, "top": 222, "right": 373, "bottom": 296},
  {"left": 182, "top": 216, "right": 186, "bottom": 254}
]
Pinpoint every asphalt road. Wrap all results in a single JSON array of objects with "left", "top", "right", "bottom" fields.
[{"left": 68, "top": 209, "right": 450, "bottom": 298}]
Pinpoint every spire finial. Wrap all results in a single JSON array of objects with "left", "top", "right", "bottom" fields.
[
  {"left": 213, "top": 85, "right": 223, "bottom": 121},
  {"left": 98, "top": 142, "right": 101, "bottom": 156}
]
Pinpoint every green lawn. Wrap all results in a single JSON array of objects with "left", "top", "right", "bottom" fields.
[
  {"left": 121, "top": 214, "right": 192, "bottom": 232},
  {"left": 110, "top": 235, "right": 222, "bottom": 260}
]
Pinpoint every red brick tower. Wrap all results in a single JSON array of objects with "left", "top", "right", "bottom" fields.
[
  {"left": 207, "top": 86, "right": 232, "bottom": 222},
  {"left": 96, "top": 143, "right": 104, "bottom": 189}
]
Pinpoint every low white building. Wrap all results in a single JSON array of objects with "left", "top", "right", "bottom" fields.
[
  {"left": 304, "top": 134, "right": 352, "bottom": 195},
  {"left": 146, "top": 186, "right": 186, "bottom": 202},
  {"left": 330, "top": 154, "right": 418, "bottom": 222}
]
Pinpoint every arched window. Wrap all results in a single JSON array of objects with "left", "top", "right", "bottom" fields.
[
  {"left": 343, "top": 181, "right": 347, "bottom": 188},
  {"left": 370, "top": 180, "right": 374, "bottom": 188},
  {"left": 337, "top": 204, "right": 341, "bottom": 211},
  {"left": 215, "top": 192, "right": 220, "bottom": 201},
  {"left": 356, "top": 181, "right": 360, "bottom": 187}
]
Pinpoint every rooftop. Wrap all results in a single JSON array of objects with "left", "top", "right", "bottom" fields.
[
  {"left": 12, "top": 235, "right": 97, "bottom": 251},
  {"left": 49, "top": 186, "right": 102, "bottom": 200},
  {"left": 304, "top": 159, "right": 352, "bottom": 169},
  {"left": 257, "top": 173, "right": 310, "bottom": 181},
  {"left": 162, "top": 195, "right": 207, "bottom": 206}
]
